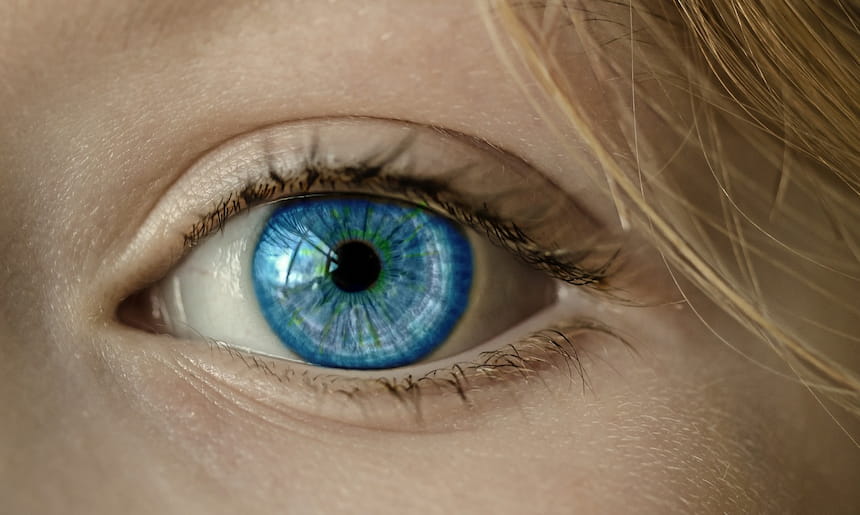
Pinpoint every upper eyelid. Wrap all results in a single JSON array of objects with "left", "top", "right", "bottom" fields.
[
  {"left": 106, "top": 116, "right": 619, "bottom": 307},
  {"left": 182, "top": 119, "right": 604, "bottom": 249}
]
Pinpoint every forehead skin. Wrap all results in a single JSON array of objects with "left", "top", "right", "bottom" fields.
[{"left": 0, "top": 1, "right": 858, "bottom": 514}]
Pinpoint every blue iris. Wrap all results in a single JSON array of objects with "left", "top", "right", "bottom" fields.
[{"left": 252, "top": 197, "right": 473, "bottom": 369}]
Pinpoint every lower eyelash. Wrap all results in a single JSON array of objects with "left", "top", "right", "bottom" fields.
[{"left": 203, "top": 317, "right": 633, "bottom": 415}]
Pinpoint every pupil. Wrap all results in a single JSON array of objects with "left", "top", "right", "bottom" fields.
[{"left": 329, "top": 240, "right": 382, "bottom": 293}]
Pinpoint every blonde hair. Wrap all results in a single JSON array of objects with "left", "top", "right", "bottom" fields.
[{"left": 480, "top": 0, "right": 860, "bottom": 419}]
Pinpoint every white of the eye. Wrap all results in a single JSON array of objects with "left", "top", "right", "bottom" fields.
[
  {"left": 156, "top": 201, "right": 558, "bottom": 366},
  {"left": 156, "top": 205, "right": 293, "bottom": 358}
]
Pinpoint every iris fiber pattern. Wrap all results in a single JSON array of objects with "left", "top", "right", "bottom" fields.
[{"left": 252, "top": 197, "right": 473, "bottom": 369}]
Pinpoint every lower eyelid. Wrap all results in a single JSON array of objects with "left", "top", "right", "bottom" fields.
[{"left": 132, "top": 307, "right": 628, "bottom": 432}]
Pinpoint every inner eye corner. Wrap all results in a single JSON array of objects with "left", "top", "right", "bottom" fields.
[{"left": 115, "top": 285, "right": 169, "bottom": 336}]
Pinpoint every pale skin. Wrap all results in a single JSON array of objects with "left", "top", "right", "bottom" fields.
[{"left": 1, "top": 1, "right": 858, "bottom": 514}]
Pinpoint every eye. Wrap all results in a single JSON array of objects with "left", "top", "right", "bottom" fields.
[
  {"left": 119, "top": 118, "right": 626, "bottom": 377},
  {"left": 147, "top": 193, "right": 558, "bottom": 370}
]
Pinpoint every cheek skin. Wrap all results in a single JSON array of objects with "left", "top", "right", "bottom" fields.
[{"left": 3, "top": 303, "right": 806, "bottom": 514}]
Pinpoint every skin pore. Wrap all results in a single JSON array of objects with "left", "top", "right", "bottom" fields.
[{"left": 1, "top": 1, "right": 857, "bottom": 513}]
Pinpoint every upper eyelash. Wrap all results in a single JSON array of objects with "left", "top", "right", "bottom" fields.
[{"left": 182, "top": 154, "right": 617, "bottom": 288}]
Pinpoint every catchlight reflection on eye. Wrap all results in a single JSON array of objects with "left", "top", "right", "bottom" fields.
[{"left": 252, "top": 197, "right": 472, "bottom": 369}]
